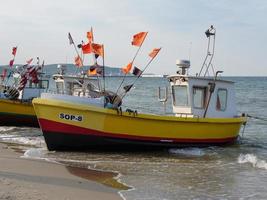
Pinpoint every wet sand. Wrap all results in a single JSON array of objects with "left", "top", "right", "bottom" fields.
[{"left": 0, "top": 143, "right": 122, "bottom": 200}]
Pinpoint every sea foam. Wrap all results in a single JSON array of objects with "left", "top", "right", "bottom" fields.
[
  {"left": 169, "top": 147, "right": 205, "bottom": 156},
  {"left": 0, "top": 127, "right": 16, "bottom": 132},
  {"left": 0, "top": 135, "right": 45, "bottom": 146},
  {"left": 22, "top": 148, "right": 46, "bottom": 159},
  {"left": 238, "top": 154, "right": 267, "bottom": 170}
]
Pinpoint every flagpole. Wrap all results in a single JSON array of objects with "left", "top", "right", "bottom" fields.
[
  {"left": 102, "top": 45, "right": 105, "bottom": 93},
  {"left": 120, "top": 49, "right": 160, "bottom": 101},
  {"left": 90, "top": 28, "right": 102, "bottom": 92},
  {"left": 80, "top": 40, "right": 88, "bottom": 82},
  {"left": 69, "top": 33, "right": 84, "bottom": 71},
  {"left": 5, "top": 46, "right": 17, "bottom": 86},
  {"left": 75, "top": 44, "right": 83, "bottom": 75},
  {"left": 114, "top": 32, "right": 148, "bottom": 96},
  {"left": 73, "top": 43, "right": 81, "bottom": 62},
  {"left": 10, "top": 46, "right": 17, "bottom": 68}
]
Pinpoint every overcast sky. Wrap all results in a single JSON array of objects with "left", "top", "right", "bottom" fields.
[{"left": 0, "top": 0, "right": 267, "bottom": 76}]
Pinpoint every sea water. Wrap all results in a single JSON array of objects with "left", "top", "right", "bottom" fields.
[{"left": 1, "top": 76, "right": 267, "bottom": 200}]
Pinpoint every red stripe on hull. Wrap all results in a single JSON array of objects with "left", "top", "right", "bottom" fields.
[{"left": 39, "top": 118, "right": 237, "bottom": 144}]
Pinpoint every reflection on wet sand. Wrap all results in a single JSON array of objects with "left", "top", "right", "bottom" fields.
[{"left": 66, "top": 165, "right": 130, "bottom": 190}]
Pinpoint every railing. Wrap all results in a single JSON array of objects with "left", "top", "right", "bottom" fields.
[{"left": 158, "top": 86, "right": 168, "bottom": 114}]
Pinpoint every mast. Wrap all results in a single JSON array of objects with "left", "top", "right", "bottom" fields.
[{"left": 198, "top": 25, "right": 216, "bottom": 77}]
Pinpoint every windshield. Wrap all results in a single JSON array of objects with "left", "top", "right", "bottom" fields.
[{"left": 172, "top": 85, "right": 189, "bottom": 107}]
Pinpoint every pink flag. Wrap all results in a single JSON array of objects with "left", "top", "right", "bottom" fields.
[
  {"left": 149, "top": 48, "right": 161, "bottom": 59},
  {"left": 26, "top": 58, "right": 33, "bottom": 65},
  {"left": 1, "top": 69, "right": 7, "bottom": 81}
]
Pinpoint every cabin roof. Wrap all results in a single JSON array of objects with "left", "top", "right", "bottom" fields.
[
  {"left": 52, "top": 74, "right": 97, "bottom": 81},
  {"left": 167, "top": 75, "right": 235, "bottom": 84}
]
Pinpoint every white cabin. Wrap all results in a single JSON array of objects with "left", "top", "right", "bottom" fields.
[
  {"left": 0, "top": 73, "right": 49, "bottom": 101},
  {"left": 52, "top": 74, "right": 99, "bottom": 97},
  {"left": 165, "top": 58, "right": 238, "bottom": 119},
  {"left": 167, "top": 75, "right": 237, "bottom": 118}
]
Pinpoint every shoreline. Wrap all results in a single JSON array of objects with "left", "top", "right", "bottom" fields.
[{"left": 0, "top": 142, "right": 124, "bottom": 200}]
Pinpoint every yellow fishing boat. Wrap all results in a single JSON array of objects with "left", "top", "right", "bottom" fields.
[
  {"left": 0, "top": 64, "right": 98, "bottom": 127},
  {"left": 33, "top": 96, "right": 246, "bottom": 150},
  {"left": 0, "top": 98, "right": 38, "bottom": 127},
  {"left": 32, "top": 26, "right": 247, "bottom": 150}
]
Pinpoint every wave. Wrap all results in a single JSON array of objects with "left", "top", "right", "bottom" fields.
[
  {"left": 0, "top": 127, "right": 16, "bottom": 132},
  {"left": 22, "top": 148, "right": 61, "bottom": 165},
  {"left": 0, "top": 134, "right": 45, "bottom": 146},
  {"left": 22, "top": 148, "right": 46, "bottom": 159},
  {"left": 169, "top": 147, "right": 206, "bottom": 156},
  {"left": 238, "top": 154, "right": 267, "bottom": 170}
]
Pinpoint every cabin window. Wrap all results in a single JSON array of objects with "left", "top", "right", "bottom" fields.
[
  {"left": 216, "top": 89, "right": 227, "bottom": 111},
  {"left": 172, "top": 85, "right": 189, "bottom": 106},
  {"left": 66, "top": 82, "right": 74, "bottom": 95},
  {"left": 39, "top": 80, "right": 49, "bottom": 89},
  {"left": 193, "top": 86, "right": 207, "bottom": 109},
  {"left": 56, "top": 82, "right": 64, "bottom": 94}
]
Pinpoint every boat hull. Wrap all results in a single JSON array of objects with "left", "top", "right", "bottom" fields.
[
  {"left": 33, "top": 98, "right": 247, "bottom": 150},
  {"left": 0, "top": 99, "right": 39, "bottom": 127},
  {"left": 41, "top": 119, "right": 239, "bottom": 150}
]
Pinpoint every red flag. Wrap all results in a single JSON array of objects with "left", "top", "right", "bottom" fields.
[
  {"left": 131, "top": 32, "right": 148, "bottom": 47},
  {"left": 87, "top": 27, "right": 94, "bottom": 42},
  {"left": 18, "top": 83, "right": 27, "bottom": 91},
  {"left": 9, "top": 59, "right": 14, "bottom": 67},
  {"left": 74, "top": 56, "right": 83, "bottom": 67},
  {"left": 91, "top": 43, "right": 104, "bottom": 57},
  {"left": 122, "top": 62, "right": 133, "bottom": 74},
  {"left": 20, "top": 75, "right": 28, "bottom": 84},
  {"left": 32, "top": 75, "right": 39, "bottom": 84},
  {"left": 149, "top": 48, "right": 161, "bottom": 59},
  {"left": 1, "top": 69, "right": 7, "bottom": 81},
  {"left": 26, "top": 58, "right": 33, "bottom": 65},
  {"left": 82, "top": 43, "right": 92, "bottom": 54},
  {"left": 18, "top": 75, "right": 28, "bottom": 90},
  {"left": 27, "top": 67, "right": 39, "bottom": 84},
  {"left": 12, "top": 47, "right": 17, "bottom": 56},
  {"left": 28, "top": 67, "right": 37, "bottom": 76}
]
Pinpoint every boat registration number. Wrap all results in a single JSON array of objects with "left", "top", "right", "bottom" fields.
[{"left": 59, "top": 113, "right": 83, "bottom": 122}]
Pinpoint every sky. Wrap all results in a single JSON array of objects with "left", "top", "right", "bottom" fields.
[{"left": 0, "top": 0, "right": 267, "bottom": 76}]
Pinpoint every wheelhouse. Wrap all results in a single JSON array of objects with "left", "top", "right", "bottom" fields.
[
  {"left": 168, "top": 75, "right": 237, "bottom": 118},
  {"left": 52, "top": 74, "right": 99, "bottom": 97}
]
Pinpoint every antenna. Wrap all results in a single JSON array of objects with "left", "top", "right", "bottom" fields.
[
  {"left": 188, "top": 42, "right": 192, "bottom": 61},
  {"left": 198, "top": 25, "right": 216, "bottom": 77}
]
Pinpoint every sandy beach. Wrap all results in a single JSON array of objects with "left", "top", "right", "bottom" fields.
[{"left": 0, "top": 143, "right": 122, "bottom": 200}]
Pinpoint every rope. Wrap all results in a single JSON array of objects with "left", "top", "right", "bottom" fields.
[
  {"left": 241, "top": 122, "right": 247, "bottom": 138},
  {"left": 239, "top": 113, "right": 267, "bottom": 140},
  {"left": 247, "top": 114, "right": 267, "bottom": 122}
]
